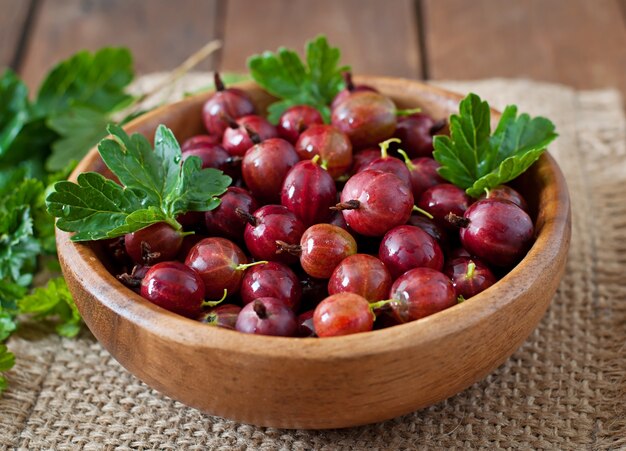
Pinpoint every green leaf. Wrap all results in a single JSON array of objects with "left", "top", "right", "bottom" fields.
[
  {"left": 46, "top": 106, "right": 110, "bottom": 171},
  {"left": 248, "top": 35, "right": 348, "bottom": 124},
  {"left": 0, "top": 311, "right": 16, "bottom": 341},
  {"left": 0, "top": 178, "right": 44, "bottom": 281},
  {"left": 433, "top": 93, "right": 557, "bottom": 197},
  {"left": 0, "top": 280, "right": 27, "bottom": 312},
  {"left": 46, "top": 172, "right": 144, "bottom": 241},
  {"left": 167, "top": 158, "right": 230, "bottom": 215},
  {"left": 18, "top": 277, "right": 81, "bottom": 338},
  {"left": 98, "top": 124, "right": 165, "bottom": 206},
  {"left": 36, "top": 47, "right": 134, "bottom": 116},
  {"left": 0, "top": 69, "right": 30, "bottom": 159},
  {"left": 47, "top": 125, "right": 231, "bottom": 241},
  {"left": 0, "top": 343, "right": 15, "bottom": 393}
]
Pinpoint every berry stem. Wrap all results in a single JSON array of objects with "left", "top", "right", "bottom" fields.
[
  {"left": 235, "top": 208, "right": 258, "bottom": 226},
  {"left": 446, "top": 212, "right": 470, "bottom": 228},
  {"left": 343, "top": 72, "right": 355, "bottom": 91},
  {"left": 311, "top": 154, "right": 321, "bottom": 166},
  {"left": 368, "top": 299, "right": 394, "bottom": 321},
  {"left": 412, "top": 205, "right": 434, "bottom": 220},
  {"left": 331, "top": 200, "right": 361, "bottom": 211},
  {"left": 378, "top": 138, "right": 401, "bottom": 159},
  {"left": 395, "top": 107, "right": 422, "bottom": 117},
  {"left": 245, "top": 126, "right": 261, "bottom": 144},
  {"left": 275, "top": 240, "right": 302, "bottom": 256},
  {"left": 235, "top": 260, "right": 268, "bottom": 271},
  {"left": 253, "top": 300, "right": 269, "bottom": 319},
  {"left": 214, "top": 72, "right": 225, "bottom": 91},
  {"left": 465, "top": 261, "right": 476, "bottom": 279},
  {"left": 202, "top": 289, "right": 228, "bottom": 307},
  {"left": 397, "top": 149, "right": 415, "bottom": 171}
]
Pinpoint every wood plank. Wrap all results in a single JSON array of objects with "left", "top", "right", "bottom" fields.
[
  {"left": 19, "top": 0, "right": 222, "bottom": 90},
  {"left": 220, "top": 0, "right": 421, "bottom": 79},
  {"left": 423, "top": 0, "right": 626, "bottom": 98},
  {"left": 0, "top": 0, "right": 34, "bottom": 69}
]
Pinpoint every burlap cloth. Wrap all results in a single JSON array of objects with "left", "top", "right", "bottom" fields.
[{"left": 1, "top": 76, "right": 624, "bottom": 450}]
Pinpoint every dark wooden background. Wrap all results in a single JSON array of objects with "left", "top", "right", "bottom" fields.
[{"left": 2, "top": 0, "right": 626, "bottom": 98}]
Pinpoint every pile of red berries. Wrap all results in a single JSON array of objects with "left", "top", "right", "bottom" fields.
[{"left": 109, "top": 73, "right": 535, "bottom": 338}]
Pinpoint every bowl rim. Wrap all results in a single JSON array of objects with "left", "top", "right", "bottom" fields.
[{"left": 57, "top": 76, "right": 570, "bottom": 361}]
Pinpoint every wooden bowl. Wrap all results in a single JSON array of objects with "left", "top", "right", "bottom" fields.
[{"left": 56, "top": 77, "right": 571, "bottom": 429}]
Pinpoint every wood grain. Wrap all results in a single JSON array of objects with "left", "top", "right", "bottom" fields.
[
  {"left": 219, "top": 0, "right": 422, "bottom": 78},
  {"left": 0, "top": 0, "right": 34, "bottom": 68},
  {"left": 18, "top": 0, "right": 223, "bottom": 90},
  {"left": 56, "top": 78, "right": 571, "bottom": 429},
  {"left": 423, "top": 0, "right": 626, "bottom": 97}
]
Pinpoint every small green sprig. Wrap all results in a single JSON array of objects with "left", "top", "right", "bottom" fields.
[
  {"left": 433, "top": 93, "right": 557, "bottom": 198},
  {"left": 248, "top": 35, "right": 349, "bottom": 123},
  {"left": 46, "top": 125, "right": 231, "bottom": 241}
]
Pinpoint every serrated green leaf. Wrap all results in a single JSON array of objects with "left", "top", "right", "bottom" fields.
[
  {"left": 248, "top": 35, "right": 348, "bottom": 124},
  {"left": 36, "top": 47, "right": 134, "bottom": 116},
  {"left": 46, "top": 106, "right": 110, "bottom": 171},
  {"left": 168, "top": 158, "right": 229, "bottom": 215},
  {"left": 0, "top": 70, "right": 30, "bottom": 158},
  {"left": 18, "top": 277, "right": 81, "bottom": 338},
  {"left": 433, "top": 93, "right": 557, "bottom": 197},
  {"left": 46, "top": 172, "right": 143, "bottom": 241},
  {"left": 47, "top": 125, "right": 231, "bottom": 241}
]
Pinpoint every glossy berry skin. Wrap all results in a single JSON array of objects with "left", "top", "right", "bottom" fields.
[
  {"left": 479, "top": 185, "right": 528, "bottom": 212},
  {"left": 140, "top": 261, "right": 205, "bottom": 318},
  {"left": 351, "top": 149, "right": 380, "bottom": 174},
  {"left": 185, "top": 237, "right": 249, "bottom": 299},
  {"left": 297, "top": 310, "right": 316, "bottom": 337},
  {"left": 406, "top": 214, "right": 449, "bottom": 251},
  {"left": 406, "top": 157, "right": 445, "bottom": 200},
  {"left": 181, "top": 134, "right": 220, "bottom": 151},
  {"left": 339, "top": 170, "right": 414, "bottom": 237},
  {"left": 202, "top": 75, "right": 255, "bottom": 137},
  {"left": 459, "top": 199, "right": 534, "bottom": 267},
  {"left": 328, "top": 254, "right": 392, "bottom": 301},
  {"left": 244, "top": 205, "right": 305, "bottom": 265},
  {"left": 389, "top": 268, "right": 456, "bottom": 323},
  {"left": 313, "top": 293, "right": 374, "bottom": 337},
  {"left": 418, "top": 183, "right": 472, "bottom": 230},
  {"left": 240, "top": 262, "right": 302, "bottom": 310},
  {"left": 242, "top": 138, "right": 299, "bottom": 203},
  {"left": 331, "top": 72, "right": 378, "bottom": 110},
  {"left": 281, "top": 159, "right": 336, "bottom": 226},
  {"left": 199, "top": 304, "right": 241, "bottom": 329},
  {"left": 379, "top": 225, "right": 444, "bottom": 278},
  {"left": 177, "top": 234, "right": 206, "bottom": 261},
  {"left": 277, "top": 105, "right": 324, "bottom": 144},
  {"left": 393, "top": 113, "right": 439, "bottom": 158},
  {"left": 222, "top": 115, "right": 278, "bottom": 157},
  {"left": 331, "top": 91, "right": 396, "bottom": 149},
  {"left": 299, "top": 224, "right": 357, "bottom": 279},
  {"left": 125, "top": 222, "right": 183, "bottom": 265},
  {"left": 205, "top": 187, "right": 259, "bottom": 241},
  {"left": 362, "top": 156, "right": 411, "bottom": 188},
  {"left": 444, "top": 257, "right": 497, "bottom": 299},
  {"left": 295, "top": 124, "right": 353, "bottom": 179},
  {"left": 182, "top": 143, "right": 240, "bottom": 179},
  {"left": 235, "top": 297, "right": 297, "bottom": 337}
]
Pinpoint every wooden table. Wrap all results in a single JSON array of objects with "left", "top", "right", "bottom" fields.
[{"left": 2, "top": 0, "right": 626, "bottom": 99}]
